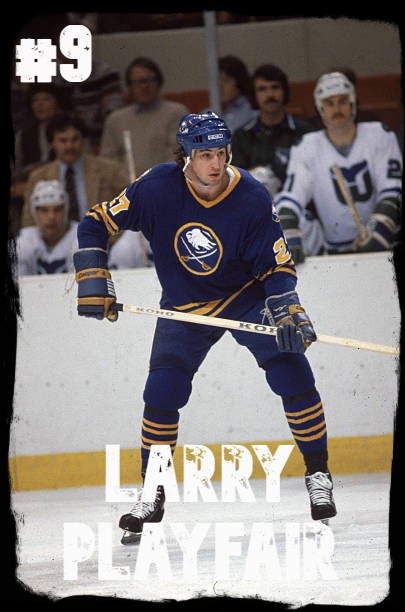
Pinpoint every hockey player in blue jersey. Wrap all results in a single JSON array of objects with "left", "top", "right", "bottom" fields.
[{"left": 73, "top": 111, "right": 337, "bottom": 543}]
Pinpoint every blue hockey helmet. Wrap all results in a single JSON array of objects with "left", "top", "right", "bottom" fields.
[{"left": 176, "top": 111, "right": 232, "bottom": 158}]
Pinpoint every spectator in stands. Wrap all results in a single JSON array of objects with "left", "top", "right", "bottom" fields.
[
  {"left": 231, "top": 63, "right": 322, "bottom": 261},
  {"left": 15, "top": 13, "right": 125, "bottom": 153},
  {"left": 67, "top": 58, "right": 126, "bottom": 152},
  {"left": 216, "top": 55, "right": 257, "bottom": 132},
  {"left": 10, "top": 61, "right": 33, "bottom": 135},
  {"left": 21, "top": 112, "right": 130, "bottom": 228},
  {"left": 16, "top": 180, "right": 78, "bottom": 275},
  {"left": 11, "top": 83, "right": 65, "bottom": 234},
  {"left": 50, "top": 49, "right": 126, "bottom": 153},
  {"left": 231, "top": 63, "right": 316, "bottom": 197},
  {"left": 100, "top": 57, "right": 189, "bottom": 177},
  {"left": 275, "top": 71, "right": 402, "bottom": 261}
]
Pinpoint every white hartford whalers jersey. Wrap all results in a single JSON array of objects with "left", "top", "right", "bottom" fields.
[
  {"left": 16, "top": 222, "right": 79, "bottom": 275},
  {"left": 275, "top": 122, "right": 402, "bottom": 252}
]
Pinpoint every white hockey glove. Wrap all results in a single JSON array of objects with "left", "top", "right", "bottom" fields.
[{"left": 351, "top": 198, "right": 400, "bottom": 252}]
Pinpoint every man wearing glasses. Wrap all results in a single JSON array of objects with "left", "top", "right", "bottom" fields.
[{"left": 100, "top": 57, "right": 189, "bottom": 177}]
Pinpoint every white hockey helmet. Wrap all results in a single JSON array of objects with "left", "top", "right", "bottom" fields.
[
  {"left": 314, "top": 72, "right": 356, "bottom": 116},
  {"left": 30, "top": 180, "right": 69, "bottom": 220}
]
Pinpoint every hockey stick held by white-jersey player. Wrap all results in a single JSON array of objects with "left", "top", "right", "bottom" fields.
[{"left": 331, "top": 164, "right": 369, "bottom": 242}]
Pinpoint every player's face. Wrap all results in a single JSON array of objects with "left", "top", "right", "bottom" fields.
[
  {"left": 254, "top": 78, "right": 284, "bottom": 112},
  {"left": 188, "top": 148, "right": 228, "bottom": 186},
  {"left": 320, "top": 94, "right": 353, "bottom": 128},
  {"left": 51, "top": 127, "right": 84, "bottom": 164},
  {"left": 35, "top": 205, "right": 66, "bottom": 244},
  {"left": 128, "top": 66, "right": 160, "bottom": 106}
]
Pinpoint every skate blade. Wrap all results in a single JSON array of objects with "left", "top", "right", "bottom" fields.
[
  {"left": 321, "top": 518, "right": 329, "bottom": 526},
  {"left": 121, "top": 530, "right": 142, "bottom": 545}
]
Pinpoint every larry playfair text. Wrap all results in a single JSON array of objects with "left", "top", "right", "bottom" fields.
[{"left": 63, "top": 444, "right": 337, "bottom": 581}]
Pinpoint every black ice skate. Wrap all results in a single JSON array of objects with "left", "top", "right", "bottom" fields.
[
  {"left": 119, "top": 485, "right": 165, "bottom": 545},
  {"left": 305, "top": 471, "right": 337, "bottom": 523}
]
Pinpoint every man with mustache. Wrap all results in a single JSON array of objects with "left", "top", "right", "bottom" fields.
[
  {"left": 231, "top": 64, "right": 321, "bottom": 262},
  {"left": 21, "top": 112, "right": 130, "bottom": 227},
  {"left": 274, "top": 71, "right": 402, "bottom": 258},
  {"left": 231, "top": 64, "right": 316, "bottom": 193}
]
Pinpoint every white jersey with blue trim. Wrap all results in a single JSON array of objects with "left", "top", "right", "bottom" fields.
[
  {"left": 108, "top": 230, "right": 154, "bottom": 269},
  {"left": 275, "top": 121, "right": 402, "bottom": 252},
  {"left": 17, "top": 223, "right": 79, "bottom": 275}
]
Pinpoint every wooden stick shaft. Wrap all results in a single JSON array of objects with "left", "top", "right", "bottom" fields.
[
  {"left": 122, "top": 130, "right": 151, "bottom": 268},
  {"left": 116, "top": 303, "right": 399, "bottom": 356},
  {"left": 332, "top": 164, "right": 368, "bottom": 241},
  {"left": 123, "top": 130, "right": 136, "bottom": 182}
]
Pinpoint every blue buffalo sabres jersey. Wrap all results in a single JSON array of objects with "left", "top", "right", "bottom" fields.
[{"left": 77, "top": 163, "right": 297, "bottom": 319}]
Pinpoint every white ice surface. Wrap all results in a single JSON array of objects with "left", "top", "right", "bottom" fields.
[{"left": 11, "top": 473, "right": 392, "bottom": 608}]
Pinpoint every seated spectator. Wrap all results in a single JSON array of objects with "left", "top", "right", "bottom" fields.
[
  {"left": 10, "top": 83, "right": 65, "bottom": 234},
  {"left": 100, "top": 56, "right": 189, "bottom": 177},
  {"left": 16, "top": 180, "right": 78, "bottom": 275},
  {"left": 216, "top": 55, "right": 257, "bottom": 132},
  {"left": 275, "top": 71, "right": 402, "bottom": 260},
  {"left": 10, "top": 62, "right": 33, "bottom": 134},
  {"left": 231, "top": 63, "right": 316, "bottom": 199},
  {"left": 231, "top": 63, "right": 323, "bottom": 261},
  {"left": 21, "top": 112, "right": 130, "bottom": 228},
  {"left": 68, "top": 59, "right": 126, "bottom": 153},
  {"left": 16, "top": 13, "right": 126, "bottom": 153},
  {"left": 13, "top": 83, "right": 64, "bottom": 178}
]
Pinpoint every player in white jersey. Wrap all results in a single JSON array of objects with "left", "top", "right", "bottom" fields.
[
  {"left": 16, "top": 180, "right": 78, "bottom": 275},
  {"left": 108, "top": 230, "right": 154, "bottom": 269},
  {"left": 275, "top": 72, "right": 402, "bottom": 258}
]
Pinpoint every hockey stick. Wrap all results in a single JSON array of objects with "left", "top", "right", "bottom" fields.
[
  {"left": 122, "top": 130, "right": 150, "bottom": 267},
  {"left": 114, "top": 303, "right": 399, "bottom": 356},
  {"left": 331, "top": 164, "right": 369, "bottom": 242}
]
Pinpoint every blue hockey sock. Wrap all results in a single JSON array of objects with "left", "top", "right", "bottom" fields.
[
  {"left": 282, "top": 387, "right": 328, "bottom": 456},
  {"left": 140, "top": 405, "right": 180, "bottom": 478}
]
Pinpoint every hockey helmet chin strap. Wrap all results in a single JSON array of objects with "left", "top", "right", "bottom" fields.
[{"left": 182, "top": 145, "right": 232, "bottom": 183}]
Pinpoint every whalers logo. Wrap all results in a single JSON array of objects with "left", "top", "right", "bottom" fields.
[{"left": 174, "top": 222, "right": 223, "bottom": 275}]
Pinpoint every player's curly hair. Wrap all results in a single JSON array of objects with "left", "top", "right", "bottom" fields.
[{"left": 174, "top": 146, "right": 186, "bottom": 168}]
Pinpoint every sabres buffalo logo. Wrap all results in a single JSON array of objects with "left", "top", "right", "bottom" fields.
[{"left": 174, "top": 222, "right": 223, "bottom": 275}]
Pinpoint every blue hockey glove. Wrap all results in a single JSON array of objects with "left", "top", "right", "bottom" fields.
[
  {"left": 73, "top": 248, "right": 118, "bottom": 322},
  {"left": 264, "top": 291, "right": 316, "bottom": 353}
]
